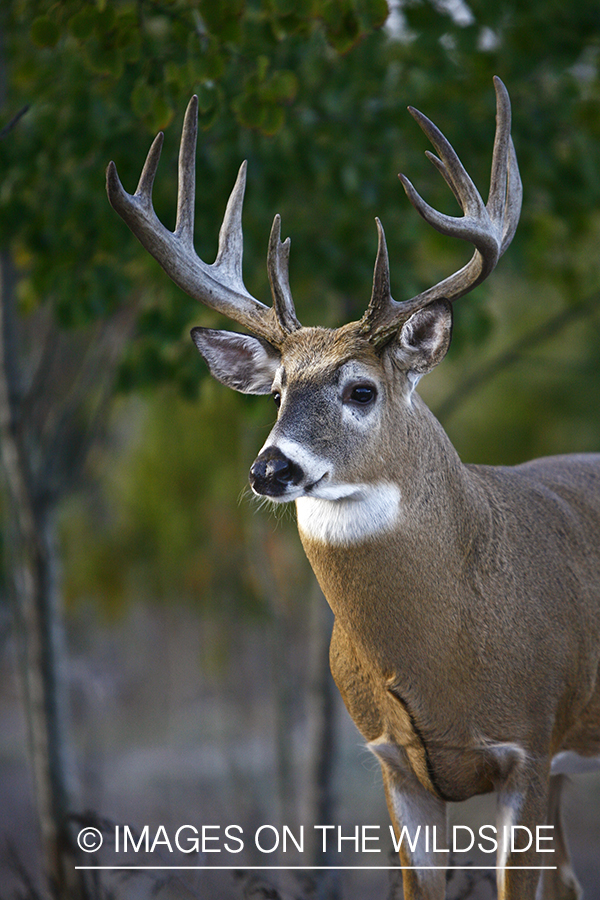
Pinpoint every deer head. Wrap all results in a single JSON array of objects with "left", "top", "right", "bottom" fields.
[{"left": 107, "top": 78, "right": 521, "bottom": 538}]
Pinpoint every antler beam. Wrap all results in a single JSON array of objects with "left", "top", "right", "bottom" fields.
[
  {"left": 106, "top": 96, "right": 299, "bottom": 347},
  {"left": 362, "top": 76, "right": 522, "bottom": 346}
]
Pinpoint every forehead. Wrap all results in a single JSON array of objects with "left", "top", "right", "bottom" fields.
[{"left": 278, "top": 325, "right": 380, "bottom": 383}]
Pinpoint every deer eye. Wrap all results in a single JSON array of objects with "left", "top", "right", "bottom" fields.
[
  {"left": 346, "top": 384, "right": 377, "bottom": 405},
  {"left": 272, "top": 391, "right": 281, "bottom": 408}
]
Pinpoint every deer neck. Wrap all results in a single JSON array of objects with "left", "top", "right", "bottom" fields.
[{"left": 295, "top": 395, "right": 488, "bottom": 644}]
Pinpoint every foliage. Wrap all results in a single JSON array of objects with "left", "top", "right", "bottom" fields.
[
  {"left": 4, "top": 0, "right": 600, "bottom": 349},
  {"left": 2, "top": 0, "right": 388, "bottom": 386},
  {"left": 2, "top": 0, "right": 600, "bottom": 611}
]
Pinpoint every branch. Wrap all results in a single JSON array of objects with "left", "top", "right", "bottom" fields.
[
  {"left": 437, "top": 292, "right": 600, "bottom": 422},
  {"left": 0, "top": 104, "right": 30, "bottom": 140}
]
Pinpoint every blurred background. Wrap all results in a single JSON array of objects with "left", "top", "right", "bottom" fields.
[{"left": 1, "top": 1, "right": 600, "bottom": 898}]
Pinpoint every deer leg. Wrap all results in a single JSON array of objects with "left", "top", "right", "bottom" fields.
[
  {"left": 535, "top": 774, "right": 582, "bottom": 900},
  {"left": 379, "top": 756, "right": 448, "bottom": 900},
  {"left": 495, "top": 761, "right": 552, "bottom": 900}
]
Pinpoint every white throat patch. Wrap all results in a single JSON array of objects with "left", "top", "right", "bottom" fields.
[{"left": 296, "top": 482, "right": 401, "bottom": 546}]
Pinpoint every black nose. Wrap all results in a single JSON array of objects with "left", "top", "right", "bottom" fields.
[{"left": 249, "top": 447, "right": 304, "bottom": 497}]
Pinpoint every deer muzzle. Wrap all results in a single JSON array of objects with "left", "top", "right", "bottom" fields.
[{"left": 249, "top": 446, "right": 305, "bottom": 498}]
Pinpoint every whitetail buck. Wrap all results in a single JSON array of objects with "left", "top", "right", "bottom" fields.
[{"left": 107, "top": 78, "right": 600, "bottom": 899}]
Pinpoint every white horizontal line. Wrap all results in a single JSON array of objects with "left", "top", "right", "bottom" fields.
[{"left": 75, "top": 865, "right": 558, "bottom": 871}]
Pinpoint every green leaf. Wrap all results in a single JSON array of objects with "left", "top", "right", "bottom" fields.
[
  {"left": 131, "top": 80, "right": 155, "bottom": 117},
  {"left": 357, "top": 0, "right": 389, "bottom": 29},
  {"left": 197, "top": 82, "right": 218, "bottom": 113},
  {"left": 258, "top": 103, "right": 285, "bottom": 135},
  {"left": 321, "top": 0, "right": 362, "bottom": 53},
  {"left": 164, "top": 61, "right": 184, "bottom": 87},
  {"left": 69, "top": 8, "right": 100, "bottom": 41},
  {"left": 257, "top": 55, "right": 270, "bottom": 81},
  {"left": 270, "top": 0, "right": 299, "bottom": 15},
  {"left": 266, "top": 70, "right": 298, "bottom": 102},
  {"left": 198, "top": 108, "right": 219, "bottom": 131},
  {"left": 114, "top": 12, "right": 142, "bottom": 63},
  {"left": 96, "top": 5, "right": 117, "bottom": 33},
  {"left": 84, "top": 38, "right": 125, "bottom": 78},
  {"left": 188, "top": 37, "right": 226, "bottom": 82},
  {"left": 149, "top": 94, "right": 175, "bottom": 132},
  {"left": 232, "top": 91, "right": 264, "bottom": 129},
  {"left": 31, "top": 16, "right": 61, "bottom": 49},
  {"left": 199, "top": 0, "right": 245, "bottom": 36}
]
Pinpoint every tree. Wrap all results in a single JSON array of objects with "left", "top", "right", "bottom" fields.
[{"left": 0, "top": 2, "right": 387, "bottom": 897}]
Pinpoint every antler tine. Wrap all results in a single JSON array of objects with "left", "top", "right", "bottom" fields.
[
  {"left": 361, "top": 218, "right": 392, "bottom": 332},
  {"left": 174, "top": 94, "right": 197, "bottom": 246},
  {"left": 406, "top": 107, "right": 487, "bottom": 223},
  {"left": 399, "top": 105, "right": 501, "bottom": 266},
  {"left": 500, "top": 139, "right": 522, "bottom": 255},
  {"left": 107, "top": 96, "right": 293, "bottom": 347},
  {"left": 362, "top": 77, "right": 522, "bottom": 345},
  {"left": 424, "top": 150, "right": 463, "bottom": 207},
  {"left": 487, "top": 76, "right": 511, "bottom": 226},
  {"left": 267, "top": 215, "right": 301, "bottom": 333},
  {"left": 136, "top": 131, "right": 164, "bottom": 201},
  {"left": 213, "top": 160, "right": 247, "bottom": 292}
]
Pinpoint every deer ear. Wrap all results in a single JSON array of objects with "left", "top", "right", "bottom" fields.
[
  {"left": 390, "top": 299, "right": 453, "bottom": 375},
  {"left": 191, "top": 327, "right": 281, "bottom": 394}
]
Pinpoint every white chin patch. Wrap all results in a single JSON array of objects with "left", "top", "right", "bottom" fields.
[{"left": 296, "top": 482, "right": 401, "bottom": 546}]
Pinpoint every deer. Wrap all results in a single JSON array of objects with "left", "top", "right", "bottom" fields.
[{"left": 106, "top": 77, "right": 600, "bottom": 900}]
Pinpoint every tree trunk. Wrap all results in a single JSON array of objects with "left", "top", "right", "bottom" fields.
[
  {"left": 11, "top": 503, "right": 78, "bottom": 898},
  {"left": 0, "top": 250, "right": 84, "bottom": 899},
  {"left": 306, "top": 583, "right": 341, "bottom": 899}
]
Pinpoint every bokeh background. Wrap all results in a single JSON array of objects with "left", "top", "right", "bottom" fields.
[{"left": 1, "top": 1, "right": 600, "bottom": 898}]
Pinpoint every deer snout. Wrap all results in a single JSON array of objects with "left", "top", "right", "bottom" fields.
[{"left": 249, "top": 447, "right": 305, "bottom": 498}]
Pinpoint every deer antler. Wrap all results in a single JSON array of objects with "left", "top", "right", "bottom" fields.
[
  {"left": 106, "top": 96, "right": 300, "bottom": 347},
  {"left": 362, "top": 76, "right": 522, "bottom": 347}
]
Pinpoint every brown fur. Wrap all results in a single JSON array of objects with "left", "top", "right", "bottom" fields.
[{"left": 275, "top": 330, "right": 600, "bottom": 900}]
